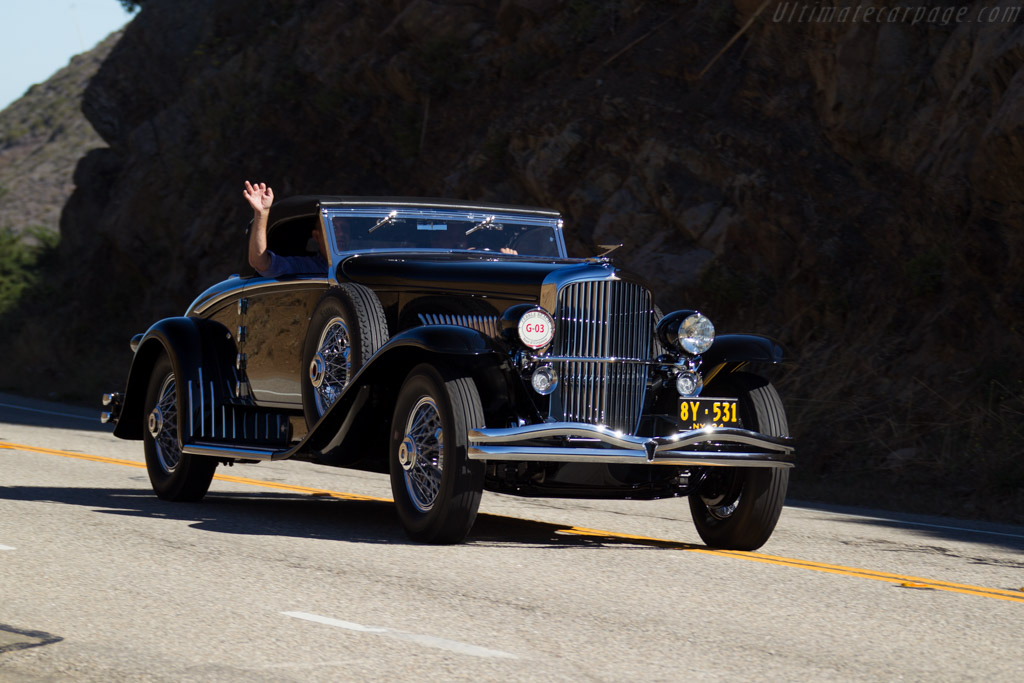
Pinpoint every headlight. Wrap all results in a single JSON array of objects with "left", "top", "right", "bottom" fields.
[
  {"left": 678, "top": 313, "right": 715, "bottom": 354},
  {"left": 657, "top": 310, "right": 715, "bottom": 355},
  {"left": 517, "top": 308, "right": 555, "bottom": 349}
]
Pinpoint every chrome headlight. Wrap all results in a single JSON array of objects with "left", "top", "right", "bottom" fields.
[
  {"left": 678, "top": 313, "right": 715, "bottom": 355},
  {"left": 657, "top": 310, "right": 715, "bottom": 355}
]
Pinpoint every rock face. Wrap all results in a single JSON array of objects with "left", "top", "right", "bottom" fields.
[
  {"left": 0, "top": 31, "right": 120, "bottom": 238},
  {"left": 5, "top": 0, "right": 1023, "bottom": 518}
]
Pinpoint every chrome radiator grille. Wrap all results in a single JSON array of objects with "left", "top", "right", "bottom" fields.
[{"left": 552, "top": 279, "right": 653, "bottom": 433}]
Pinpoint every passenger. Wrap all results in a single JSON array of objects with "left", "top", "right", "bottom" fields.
[{"left": 244, "top": 181, "right": 328, "bottom": 277}]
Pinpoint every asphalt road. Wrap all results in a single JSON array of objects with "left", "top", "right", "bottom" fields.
[{"left": 1, "top": 392, "right": 1022, "bottom": 681}]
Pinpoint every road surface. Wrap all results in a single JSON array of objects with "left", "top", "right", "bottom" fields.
[{"left": 1, "top": 392, "right": 1022, "bottom": 681}]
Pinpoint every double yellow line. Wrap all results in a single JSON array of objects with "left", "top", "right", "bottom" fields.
[
  {"left": 560, "top": 526, "right": 1024, "bottom": 603},
  {"left": 4, "top": 440, "right": 1023, "bottom": 605}
]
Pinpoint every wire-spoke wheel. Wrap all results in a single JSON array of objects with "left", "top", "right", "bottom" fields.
[
  {"left": 689, "top": 372, "right": 790, "bottom": 551},
  {"left": 150, "top": 373, "right": 181, "bottom": 474},
  {"left": 302, "top": 285, "right": 388, "bottom": 430},
  {"left": 143, "top": 353, "right": 217, "bottom": 502},
  {"left": 310, "top": 316, "right": 352, "bottom": 415},
  {"left": 389, "top": 364, "right": 484, "bottom": 544}
]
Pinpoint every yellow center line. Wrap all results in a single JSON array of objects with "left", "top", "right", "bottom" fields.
[{"left": 4, "top": 440, "right": 1023, "bottom": 604}]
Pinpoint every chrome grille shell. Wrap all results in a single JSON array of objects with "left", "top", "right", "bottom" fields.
[{"left": 550, "top": 277, "right": 653, "bottom": 433}]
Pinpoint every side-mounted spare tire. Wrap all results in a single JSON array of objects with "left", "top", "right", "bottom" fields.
[
  {"left": 301, "top": 283, "right": 389, "bottom": 429},
  {"left": 688, "top": 372, "right": 790, "bottom": 551}
]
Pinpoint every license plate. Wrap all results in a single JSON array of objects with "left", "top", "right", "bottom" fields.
[{"left": 679, "top": 397, "right": 741, "bottom": 429}]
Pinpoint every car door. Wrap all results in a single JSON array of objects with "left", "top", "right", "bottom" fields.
[{"left": 239, "top": 277, "right": 328, "bottom": 409}]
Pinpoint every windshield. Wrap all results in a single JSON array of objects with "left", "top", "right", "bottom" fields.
[{"left": 325, "top": 207, "right": 564, "bottom": 257}]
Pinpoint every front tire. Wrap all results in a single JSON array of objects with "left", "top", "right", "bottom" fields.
[
  {"left": 389, "top": 364, "right": 485, "bottom": 544},
  {"left": 143, "top": 354, "right": 217, "bottom": 501},
  {"left": 688, "top": 372, "right": 790, "bottom": 551}
]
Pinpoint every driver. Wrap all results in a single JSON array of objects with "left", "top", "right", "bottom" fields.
[{"left": 244, "top": 180, "right": 328, "bottom": 277}]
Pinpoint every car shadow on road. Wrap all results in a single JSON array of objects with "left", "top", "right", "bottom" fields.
[{"left": 0, "top": 484, "right": 701, "bottom": 551}]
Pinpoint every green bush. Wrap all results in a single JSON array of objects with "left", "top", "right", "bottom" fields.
[{"left": 0, "top": 226, "right": 58, "bottom": 318}]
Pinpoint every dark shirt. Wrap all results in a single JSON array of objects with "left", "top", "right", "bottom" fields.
[{"left": 258, "top": 251, "right": 328, "bottom": 278}]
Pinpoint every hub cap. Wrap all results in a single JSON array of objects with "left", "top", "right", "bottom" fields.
[
  {"left": 309, "top": 353, "right": 327, "bottom": 388},
  {"left": 151, "top": 374, "right": 181, "bottom": 473},
  {"left": 700, "top": 470, "right": 742, "bottom": 520},
  {"left": 311, "top": 317, "right": 351, "bottom": 415},
  {"left": 401, "top": 397, "right": 444, "bottom": 512}
]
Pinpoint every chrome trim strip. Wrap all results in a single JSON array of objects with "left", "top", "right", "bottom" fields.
[
  {"left": 198, "top": 367, "right": 205, "bottom": 438},
  {"left": 468, "top": 423, "right": 793, "bottom": 454},
  {"left": 321, "top": 201, "right": 560, "bottom": 218},
  {"left": 209, "top": 381, "right": 215, "bottom": 439},
  {"left": 189, "top": 277, "right": 330, "bottom": 317}
]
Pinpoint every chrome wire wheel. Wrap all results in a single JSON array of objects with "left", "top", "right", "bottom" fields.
[
  {"left": 149, "top": 374, "right": 180, "bottom": 474},
  {"left": 399, "top": 396, "right": 445, "bottom": 512},
  {"left": 310, "top": 316, "right": 351, "bottom": 415}
]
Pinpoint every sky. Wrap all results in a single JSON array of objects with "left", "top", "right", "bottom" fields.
[{"left": 0, "top": 0, "right": 136, "bottom": 111}]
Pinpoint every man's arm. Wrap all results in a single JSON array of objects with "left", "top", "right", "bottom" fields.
[{"left": 243, "top": 180, "right": 274, "bottom": 273}]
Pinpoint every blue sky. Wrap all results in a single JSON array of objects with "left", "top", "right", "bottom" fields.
[{"left": 0, "top": 0, "right": 136, "bottom": 111}]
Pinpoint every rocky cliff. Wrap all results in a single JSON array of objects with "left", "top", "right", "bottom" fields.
[
  {"left": 0, "top": 31, "right": 120, "bottom": 238},
  {"left": 3, "top": 0, "right": 1022, "bottom": 519}
]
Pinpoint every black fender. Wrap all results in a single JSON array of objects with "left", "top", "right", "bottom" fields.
[
  {"left": 113, "top": 316, "right": 237, "bottom": 442},
  {"left": 701, "top": 334, "right": 787, "bottom": 384},
  {"left": 295, "top": 325, "right": 512, "bottom": 465}
]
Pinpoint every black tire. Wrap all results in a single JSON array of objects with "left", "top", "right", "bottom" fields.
[
  {"left": 688, "top": 372, "right": 790, "bottom": 551},
  {"left": 301, "top": 283, "right": 388, "bottom": 428},
  {"left": 389, "top": 364, "right": 485, "bottom": 544},
  {"left": 143, "top": 353, "right": 217, "bottom": 502}
]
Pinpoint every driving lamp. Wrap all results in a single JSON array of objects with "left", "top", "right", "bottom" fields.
[
  {"left": 675, "top": 370, "right": 703, "bottom": 397},
  {"left": 531, "top": 365, "right": 558, "bottom": 395}
]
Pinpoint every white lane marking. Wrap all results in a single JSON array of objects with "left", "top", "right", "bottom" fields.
[
  {"left": 0, "top": 545, "right": 15, "bottom": 551},
  {"left": 283, "top": 612, "right": 517, "bottom": 659},
  {"left": 801, "top": 507, "right": 1024, "bottom": 541},
  {"left": 0, "top": 401, "right": 98, "bottom": 422}
]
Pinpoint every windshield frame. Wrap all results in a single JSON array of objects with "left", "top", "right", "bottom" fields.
[{"left": 321, "top": 205, "right": 567, "bottom": 259}]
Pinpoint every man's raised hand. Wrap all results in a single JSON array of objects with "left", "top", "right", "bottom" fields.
[{"left": 243, "top": 181, "right": 274, "bottom": 213}]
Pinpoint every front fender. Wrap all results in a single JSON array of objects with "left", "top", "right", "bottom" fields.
[
  {"left": 379, "top": 324, "right": 501, "bottom": 356},
  {"left": 702, "top": 334, "right": 787, "bottom": 369},
  {"left": 113, "top": 317, "right": 236, "bottom": 441},
  {"left": 295, "top": 325, "right": 509, "bottom": 462}
]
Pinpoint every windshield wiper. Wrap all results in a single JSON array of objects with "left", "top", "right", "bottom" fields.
[
  {"left": 466, "top": 216, "right": 497, "bottom": 235},
  {"left": 368, "top": 210, "right": 398, "bottom": 233}
]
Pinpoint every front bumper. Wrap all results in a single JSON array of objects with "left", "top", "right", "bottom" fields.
[{"left": 468, "top": 422, "right": 795, "bottom": 468}]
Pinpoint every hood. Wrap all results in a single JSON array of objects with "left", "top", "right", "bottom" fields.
[{"left": 337, "top": 252, "right": 642, "bottom": 303}]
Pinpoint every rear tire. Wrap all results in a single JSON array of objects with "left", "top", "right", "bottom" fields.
[
  {"left": 389, "top": 364, "right": 485, "bottom": 544},
  {"left": 143, "top": 354, "right": 217, "bottom": 502},
  {"left": 688, "top": 372, "right": 789, "bottom": 551}
]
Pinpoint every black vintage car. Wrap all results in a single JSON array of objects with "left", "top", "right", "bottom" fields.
[{"left": 103, "top": 196, "right": 794, "bottom": 548}]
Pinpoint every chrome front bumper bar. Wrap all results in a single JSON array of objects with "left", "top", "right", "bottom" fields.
[{"left": 468, "top": 422, "right": 795, "bottom": 468}]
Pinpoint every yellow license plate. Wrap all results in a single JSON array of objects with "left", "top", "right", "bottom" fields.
[{"left": 679, "top": 397, "right": 741, "bottom": 429}]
